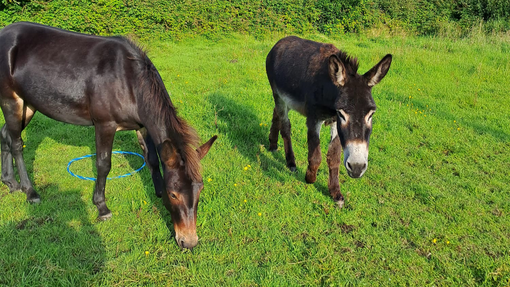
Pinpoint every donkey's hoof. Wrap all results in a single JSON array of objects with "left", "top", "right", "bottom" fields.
[
  {"left": 288, "top": 165, "right": 297, "bottom": 172},
  {"left": 268, "top": 146, "right": 278, "bottom": 152},
  {"left": 335, "top": 199, "right": 345, "bottom": 209},
  {"left": 97, "top": 212, "right": 113, "bottom": 221}
]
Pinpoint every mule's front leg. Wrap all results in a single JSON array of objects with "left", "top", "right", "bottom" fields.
[
  {"left": 305, "top": 118, "right": 322, "bottom": 183},
  {"left": 326, "top": 125, "right": 344, "bottom": 208},
  {"left": 136, "top": 129, "right": 164, "bottom": 198},
  {"left": 93, "top": 124, "right": 116, "bottom": 220}
]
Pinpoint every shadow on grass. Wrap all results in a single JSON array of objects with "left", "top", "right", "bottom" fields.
[
  {"left": 207, "top": 93, "right": 334, "bottom": 200},
  {"left": 0, "top": 112, "right": 175, "bottom": 285},
  {"left": 0, "top": 185, "right": 105, "bottom": 286}
]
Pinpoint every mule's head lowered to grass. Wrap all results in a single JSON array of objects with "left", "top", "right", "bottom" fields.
[
  {"left": 159, "top": 135, "right": 217, "bottom": 250},
  {"left": 329, "top": 54, "right": 392, "bottom": 178}
]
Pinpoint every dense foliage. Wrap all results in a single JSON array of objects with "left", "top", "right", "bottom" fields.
[{"left": 0, "top": 0, "right": 508, "bottom": 38}]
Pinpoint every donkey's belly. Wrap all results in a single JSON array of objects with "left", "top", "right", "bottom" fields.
[{"left": 278, "top": 90, "right": 306, "bottom": 116}]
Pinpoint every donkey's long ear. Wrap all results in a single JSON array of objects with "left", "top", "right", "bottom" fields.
[
  {"left": 197, "top": 135, "right": 218, "bottom": 160},
  {"left": 363, "top": 54, "right": 392, "bottom": 87},
  {"left": 329, "top": 55, "right": 347, "bottom": 86}
]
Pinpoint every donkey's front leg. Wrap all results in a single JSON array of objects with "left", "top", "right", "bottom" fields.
[
  {"left": 326, "top": 123, "right": 344, "bottom": 208},
  {"left": 305, "top": 118, "right": 323, "bottom": 183},
  {"left": 93, "top": 123, "right": 116, "bottom": 220}
]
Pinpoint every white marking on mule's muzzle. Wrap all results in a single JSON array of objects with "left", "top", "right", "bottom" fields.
[{"left": 343, "top": 141, "right": 369, "bottom": 178}]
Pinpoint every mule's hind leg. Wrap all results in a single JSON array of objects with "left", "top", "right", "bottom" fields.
[
  {"left": 305, "top": 118, "right": 323, "bottom": 183},
  {"left": 136, "top": 128, "right": 164, "bottom": 198},
  {"left": 0, "top": 96, "right": 39, "bottom": 202},
  {"left": 1, "top": 125, "right": 21, "bottom": 192},
  {"left": 326, "top": 122, "right": 344, "bottom": 208},
  {"left": 93, "top": 123, "right": 116, "bottom": 220}
]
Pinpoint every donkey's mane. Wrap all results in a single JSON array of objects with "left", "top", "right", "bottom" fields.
[
  {"left": 122, "top": 37, "right": 202, "bottom": 181},
  {"left": 337, "top": 50, "right": 359, "bottom": 74}
]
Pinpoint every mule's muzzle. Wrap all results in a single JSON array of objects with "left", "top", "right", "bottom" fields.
[{"left": 175, "top": 233, "right": 198, "bottom": 250}]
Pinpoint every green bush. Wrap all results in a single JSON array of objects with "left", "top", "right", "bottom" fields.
[{"left": 0, "top": 0, "right": 508, "bottom": 38}]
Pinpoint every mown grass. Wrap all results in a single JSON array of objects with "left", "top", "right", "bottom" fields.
[{"left": 0, "top": 33, "right": 509, "bottom": 286}]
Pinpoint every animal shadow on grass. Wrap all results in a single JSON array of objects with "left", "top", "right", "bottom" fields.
[
  {"left": 207, "top": 93, "right": 334, "bottom": 200},
  {"left": 0, "top": 185, "right": 106, "bottom": 286},
  {"left": 0, "top": 112, "right": 161, "bottom": 285}
]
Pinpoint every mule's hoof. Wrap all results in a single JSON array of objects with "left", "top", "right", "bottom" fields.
[
  {"left": 288, "top": 165, "right": 297, "bottom": 172},
  {"left": 28, "top": 196, "right": 41, "bottom": 204},
  {"left": 335, "top": 199, "right": 345, "bottom": 209},
  {"left": 97, "top": 212, "right": 113, "bottom": 221},
  {"left": 268, "top": 146, "right": 278, "bottom": 152}
]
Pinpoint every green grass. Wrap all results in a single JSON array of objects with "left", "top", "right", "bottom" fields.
[{"left": 0, "top": 33, "right": 509, "bottom": 286}]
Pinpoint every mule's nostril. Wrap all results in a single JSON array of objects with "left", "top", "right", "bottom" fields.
[
  {"left": 362, "top": 163, "right": 367, "bottom": 170},
  {"left": 347, "top": 162, "right": 352, "bottom": 171}
]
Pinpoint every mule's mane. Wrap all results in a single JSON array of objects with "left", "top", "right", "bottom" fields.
[
  {"left": 337, "top": 50, "right": 359, "bottom": 75},
  {"left": 122, "top": 37, "right": 202, "bottom": 181}
]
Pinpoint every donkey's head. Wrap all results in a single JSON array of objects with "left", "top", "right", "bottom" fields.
[
  {"left": 328, "top": 54, "right": 392, "bottom": 178},
  {"left": 159, "top": 135, "right": 217, "bottom": 250}
]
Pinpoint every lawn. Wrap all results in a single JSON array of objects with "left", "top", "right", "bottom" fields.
[{"left": 0, "top": 33, "right": 509, "bottom": 286}]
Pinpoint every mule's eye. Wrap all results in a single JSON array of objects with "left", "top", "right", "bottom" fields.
[{"left": 170, "top": 192, "right": 178, "bottom": 200}]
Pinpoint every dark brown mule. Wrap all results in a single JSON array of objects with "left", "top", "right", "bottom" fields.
[
  {"left": 266, "top": 36, "right": 392, "bottom": 208},
  {"left": 0, "top": 22, "right": 216, "bottom": 249}
]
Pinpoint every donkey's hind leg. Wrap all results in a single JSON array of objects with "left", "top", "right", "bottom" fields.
[
  {"left": 270, "top": 96, "right": 296, "bottom": 171},
  {"left": 1, "top": 125, "right": 21, "bottom": 192},
  {"left": 136, "top": 128, "right": 164, "bottom": 198}
]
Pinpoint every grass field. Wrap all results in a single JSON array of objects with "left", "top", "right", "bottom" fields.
[{"left": 0, "top": 33, "right": 509, "bottom": 286}]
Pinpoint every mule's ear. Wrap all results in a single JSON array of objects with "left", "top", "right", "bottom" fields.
[
  {"left": 159, "top": 140, "right": 181, "bottom": 168},
  {"left": 363, "top": 54, "right": 392, "bottom": 87},
  {"left": 197, "top": 135, "right": 218, "bottom": 160},
  {"left": 329, "top": 55, "right": 347, "bottom": 86}
]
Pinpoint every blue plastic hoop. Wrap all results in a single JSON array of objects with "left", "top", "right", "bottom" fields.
[{"left": 67, "top": 151, "right": 146, "bottom": 181}]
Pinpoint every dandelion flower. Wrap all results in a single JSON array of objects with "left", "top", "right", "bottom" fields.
[
  {"left": 258, "top": 212, "right": 262, "bottom": 216},
  {"left": 244, "top": 199, "right": 247, "bottom": 203},
  {"left": 247, "top": 165, "right": 251, "bottom": 168},
  {"left": 207, "top": 178, "right": 212, "bottom": 182},
  {"left": 234, "top": 183, "right": 237, "bottom": 187},
  {"left": 244, "top": 167, "right": 248, "bottom": 171},
  {"left": 259, "top": 123, "right": 263, "bottom": 126},
  {"left": 432, "top": 238, "right": 437, "bottom": 244},
  {"left": 145, "top": 251, "right": 149, "bottom": 255},
  {"left": 447, "top": 241, "right": 450, "bottom": 244},
  {"left": 143, "top": 200, "right": 147, "bottom": 205}
]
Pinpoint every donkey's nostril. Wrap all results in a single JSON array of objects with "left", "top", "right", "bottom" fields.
[
  {"left": 362, "top": 163, "right": 367, "bottom": 170},
  {"left": 347, "top": 162, "right": 352, "bottom": 171}
]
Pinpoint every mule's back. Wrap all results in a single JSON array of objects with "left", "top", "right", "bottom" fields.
[{"left": 0, "top": 22, "right": 141, "bottom": 126}]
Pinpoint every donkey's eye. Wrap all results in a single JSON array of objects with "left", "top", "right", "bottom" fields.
[
  {"left": 170, "top": 192, "right": 178, "bottom": 200},
  {"left": 337, "top": 109, "right": 348, "bottom": 123},
  {"left": 365, "top": 110, "right": 375, "bottom": 124}
]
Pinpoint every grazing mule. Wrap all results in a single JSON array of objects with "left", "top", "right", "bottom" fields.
[
  {"left": 0, "top": 22, "right": 217, "bottom": 249},
  {"left": 266, "top": 36, "right": 392, "bottom": 208}
]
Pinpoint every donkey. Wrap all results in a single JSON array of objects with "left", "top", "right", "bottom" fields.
[
  {"left": 0, "top": 22, "right": 217, "bottom": 249},
  {"left": 266, "top": 36, "right": 392, "bottom": 208}
]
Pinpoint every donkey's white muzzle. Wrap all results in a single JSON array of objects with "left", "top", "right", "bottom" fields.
[{"left": 343, "top": 142, "right": 369, "bottom": 178}]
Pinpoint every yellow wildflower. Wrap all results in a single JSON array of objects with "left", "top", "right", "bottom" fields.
[
  {"left": 207, "top": 178, "right": 212, "bottom": 182},
  {"left": 258, "top": 212, "right": 262, "bottom": 216},
  {"left": 432, "top": 238, "right": 437, "bottom": 244},
  {"left": 145, "top": 251, "right": 149, "bottom": 255}
]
